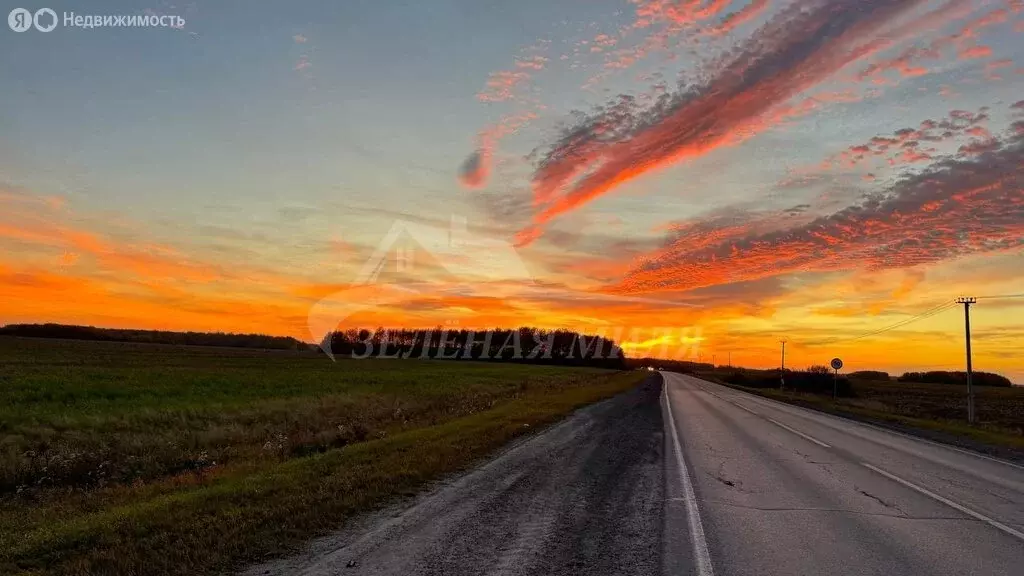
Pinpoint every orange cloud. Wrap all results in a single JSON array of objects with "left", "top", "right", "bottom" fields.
[
  {"left": 0, "top": 197, "right": 366, "bottom": 338},
  {"left": 0, "top": 189, "right": 65, "bottom": 212},
  {"left": 0, "top": 259, "right": 316, "bottom": 337},
  {"left": 0, "top": 218, "right": 220, "bottom": 283},
  {"left": 966, "top": 125, "right": 993, "bottom": 138},
  {"left": 615, "top": 128, "right": 1024, "bottom": 294},
  {"left": 959, "top": 44, "right": 993, "bottom": 59}
]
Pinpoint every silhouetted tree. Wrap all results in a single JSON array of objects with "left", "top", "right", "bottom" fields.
[
  {"left": 0, "top": 324, "right": 302, "bottom": 350},
  {"left": 848, "top": 370, "right": 890, "bottom": 380},
  {"left": 898, "top": 371, "right": 1011, "bottom": 387}
]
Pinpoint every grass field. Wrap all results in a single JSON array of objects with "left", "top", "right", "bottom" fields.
[
  {"left": 698, "top": 369, "right": 1024, "bottom": 451},
  {"left": 0, "top": 336, "right": 646, "bottom": 576}
]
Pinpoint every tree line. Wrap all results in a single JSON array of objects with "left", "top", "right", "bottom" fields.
[
  {"left": 321, "top": 327, "right": 625, "bottom": 368},
  {"left": 0, "top": 323, "right": 628, "bottom": 369},
  {"left": 845, "top": 370, "right": 1011, "bottom": 387},
  {"left": 718, "top": 368, "right": 854, "bottom": 397},
  {"left": 0, "top": 323, "right": 303, "bottom": 350},
  {"left": 897, "top": 371, "right": 1012, "bottom": 387},
  {"left": 625, "top": 358, "right": 715, "bottom": 372}
]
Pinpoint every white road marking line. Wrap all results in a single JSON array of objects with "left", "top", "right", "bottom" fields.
[
  {"left": 732, "top": 402, "right": 757, "bottom": 415},
  {"left": 852, "top": 420, "right": 1024, "bottom": 471},
  {"left": 862, "top": 463, "right": 1024, "bottom": 542},
  {"left": 765, "top": 417, "right": 832, "bottom": 448},
  {"left": 691, "top": 377, "right": 831, "bottom": 449},
  {"left": 698, "top": 377, "right": 1024, "bottom": 472},
  {"left": 663, "top": 377, "right": 715, "bottom": 576}
]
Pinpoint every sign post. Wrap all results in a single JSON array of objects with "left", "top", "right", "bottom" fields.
[{"left": 830, "top": 358, "right": 843, "bottom": 400}]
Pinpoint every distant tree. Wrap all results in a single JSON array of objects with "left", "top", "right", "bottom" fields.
[
  {"left": 807, "top": 365, "right": 831, "bottom": 374},
  {"left": 898, "top": 371, "right": 1012, "bottom": 387},
  {"left": 849, "top": 370, "right": 890, "bottom": 381},
  {"left": 0, "top": 324, "right": 302, "bottom": 350},
  {"left": 322, "top": 326, "right": 626, "bottom": 368}
]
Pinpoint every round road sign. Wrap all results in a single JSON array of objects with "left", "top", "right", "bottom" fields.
[{"left": 830, "top": 358, "right": 843, "bottom": 371}]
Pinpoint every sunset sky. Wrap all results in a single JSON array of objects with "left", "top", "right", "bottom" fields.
[{"left": 1, "top": 0, "right": 1022, "bottom": 381}]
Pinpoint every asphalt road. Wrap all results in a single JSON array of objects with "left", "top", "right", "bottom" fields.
[
  {"left": 247, "top": 372, "right": 1024, "bottom": 576},
  {"left": 664, "top": 372, "right": 1024, "bottom": 576}
]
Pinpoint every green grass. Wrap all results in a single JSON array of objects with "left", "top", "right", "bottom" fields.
[
  {"left": 698, "top": 370, "right": 1024, "bottom": 451},
  {"left": 0, "top": 336, "right": 647, "bottom": 575}
]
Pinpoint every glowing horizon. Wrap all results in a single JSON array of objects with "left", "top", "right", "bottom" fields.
[{"left": 1, "top": 0, "right": 1022, "bottom": 382}]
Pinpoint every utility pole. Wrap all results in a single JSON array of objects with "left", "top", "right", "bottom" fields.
[
  {"left": 779, "top": 338, "right": 788, "bottom": 388},
  {"left": 728, "top": 351, "right": 732, "bottom": 367},
  {"left": 713, "top": 354, "right": 716, "bottom": 367},
  {"left": 956, "top": 297, "right": 977, "bottom": 424}
]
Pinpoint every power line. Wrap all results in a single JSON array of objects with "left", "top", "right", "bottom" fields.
[
  {"left": 843, "top": 301, "right": 957, "bottom": 342},
  {"left": 814, "top": 300, "right": 957, "bottom": 345},
  {"left": 976, "top": 293, "right": 1024, "bottom": 300}
]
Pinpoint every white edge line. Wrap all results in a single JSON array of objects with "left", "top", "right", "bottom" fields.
[
  {"left": 765, "top": 417, "right": 832, "bottom": 449},
  {"left": 692, "top": 377, "right": 831, "bottom": 449},
  {"left": 731, "top": 401, "right": 757, "bottom": 415},
  {"left": 853, "top": 418, "right": 1024, "bottom": 471},
  {"left": 861, "top": 463, "right": 1024, "bottom": 542},
  {"left": 745, "top": 387, "right": 1024, "bottom": 470},
  {"left": 695, "top": 377, "right": 1024, "bottom": 472},
  {"left": 663, "top": 377, "right": 715, "bottom": 576}
]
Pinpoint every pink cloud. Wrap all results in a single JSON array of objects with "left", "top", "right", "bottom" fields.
[
  {"left": 854, "top": 4, "right": 1008, "bottom": 85},
  {"left": 959, "top": 44, "right": 994, "bottom": 59},
  {"left": 515, "top": 56, "right": 548, "bottom": 71},
  {"left": 615, "top": 129, "right": 1024, "bottom": 294},
  {"left": 958, "top": 138, "right": 1001, "bottom": 156},
  {"left": 477, "top": 70, "right": 530, "bottom": 103},
  {"left": 985, "top": 58, "right": 1015, "bottom": 80},
  {"left": 456, "top": 111, "right": 538, "bottom": 190},
  {"left": 710, "top": 0, "right": 770, "bottom": 36},
  {"left": 457, "top": 143, "right": 492, "bottom": 189},
  {"left": 821, "top": 108, "right": 991, "bottom": 170},
  {"left": 855, "top": 46, "right": 941, "bottom": 82},
  {"left": 518, "top": 0, "right": 937, "bottom": 245}
]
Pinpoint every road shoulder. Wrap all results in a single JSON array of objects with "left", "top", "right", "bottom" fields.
[
  {"left": 708, "top": 380, "right": 1024, "bottom": 465},
  {"left": 243, "top": 374, "right": 666, "bottom": 576}
]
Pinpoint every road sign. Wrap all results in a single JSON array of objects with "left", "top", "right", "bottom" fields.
[{"left": 830, "top": 358, "right": 843, "bottom": 399}]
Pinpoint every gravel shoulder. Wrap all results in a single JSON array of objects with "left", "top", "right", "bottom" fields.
[{"left": 243, "top": 375, "right": 666, "bottom": 576}]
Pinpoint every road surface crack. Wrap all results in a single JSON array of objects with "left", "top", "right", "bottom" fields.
[
  {"left": 857, "top": 489, "right": 895, "bottom": 508},
  {"left": 702, "top": 499, "right": 965, "bottom": 520},
  {"left": 710, "top": 461, "right": 745, "bottom": 491},
  {"left": 855, "top": 487, "right": 907, "bottom": 516}
]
